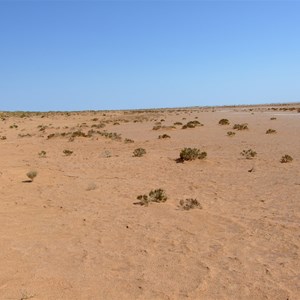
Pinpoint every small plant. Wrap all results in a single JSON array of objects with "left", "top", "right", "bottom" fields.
[
  {"left": 135, "top": 188, "right": 167, "bottom": 206},
  {"left": 266, "top": 129, "right": 276, "bottom": 134},
  {"left": 179, "top": 198, "right": 202, "bottom": 210},
  {"left": 240, "top": 149, "right": 257, "bottom": 159},
  {"left": 152, "top": 125, "right": 161, "bottom": 130},
  {"left": 38, "top": 150, "right": 46, "bottom": 158},
  {"left": 270, "top": 117, "right": 277, "bottom": 120},
  {"left": 133, "top": 148, "right": 146, "bottom": 157},
  {"left": 227, "top": 131, "right": 236, "bottom": 136},
  {"left": 158, "top": 134, "right": 170, "bottom": 139},
  {"left": 63, "top": 149, "right": 73, "bottom": 156},
  {"left": 124, "top": 138, "right": 134, "bottom": 143},
  {"left": 0, "top": 136, "right": 7, "bottom": 140},
  {"left": 280, "top": 154, "right": 293, "bottom": 163},
  {"left": 174, "top": 122, "right": 183, "bottom": 126},
  {"left": 179, "top": 148, "right": 207, "bottom": 162},
  {"left": 26, "top": 170, "right": 37, "bottom": 182},
  {"left": 233, "top": 123, "right": 248, "bottom": 130},
  {"left": 182, "top": 120, "right": 203, "bottom": 129},
  {"left": 219, "top": 118, "right": 230, "bottom": 125}
]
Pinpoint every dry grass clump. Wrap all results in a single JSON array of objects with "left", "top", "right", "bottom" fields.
[
  {"left": 233, "top": 123, "right": 248, "bottom": 130},
  {"left": 219, "top": 118, "right": 230, "bottom": 125},
  {"left": 270, "top": 117, "right": 277, "bottom": 120},
  {"left": 241, "top": 149, "right": 257, "bottom": 159},
  {"left": 182, "top": 120, "right": 203, "bottom": 129},
  {"left": 124, "top": 138, "right": 134, "bottom": 143},
  {"left": 152, "top": 125, "right": 161, "bottom": 130},
  {"left": 280, "top": 154, "right": 293, "bottom": 163},
  {"left": 179, "top": 148, "right": 207, "bottom": 162},
  {"left": 0, "top": 136, "right": 7, "bottom": 140},
  {"left": 26, "top": 171, "right": 37, "bottom": 182},
  {"left": 266, "top": 129, "right": 277, "bottom": 134},
  {"left": 227, "top": 131, "right": 236, "bottom": 137},
  {"left": 38, "top": 150, "right": 46, "bottom": 158},
  {"left": 174, "top": 122, "right": 183, "bottom": 126},
  {"left": 179, "top": 198, "right": 202, "bottom": 210},
  {"left": 135, "top": 188, "right": 167, "bottom": 206},
  {"left": 133, "top": 148, "right": 146, "bottom": 157},
  {"left": 63, "top": 149, "right": 73, "bottom": 156},
  {"left": 158, "top": 134, "right": 170, "bottom": 139}
]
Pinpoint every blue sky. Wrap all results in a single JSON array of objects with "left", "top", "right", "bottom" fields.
[{"left": 0, "top": 1, "right": 299, "bottom": 111}]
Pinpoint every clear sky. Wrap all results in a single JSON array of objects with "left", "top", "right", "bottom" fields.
[{"left": 0, "top": 1, "right": 299, "bottom": 111}]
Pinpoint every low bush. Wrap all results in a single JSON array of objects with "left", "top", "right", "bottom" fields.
[
  {"left": 133, "top": 148, "right": 146, "bottom": 157},
  {"left": 179, "top": 198, "right": 202, "bottom": 210},
  {"left": 135, "top": 188, "right": 167, "bottom": 206},
  {"left": 240, "top": 149, "right": 257, "bottom": 159},
  {"left": 219, "top": 119, "right": 230, "bottom": 125},
  {"left": 179, "top": 148, "right": 207, "bottom": 162},
  {"left": 280, "top": 154, "right": 293, "bottom": 163}
]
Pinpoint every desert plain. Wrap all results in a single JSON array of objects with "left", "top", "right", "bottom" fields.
[{"left": 0, "top": 104, "right": 299, "bottom": 300}]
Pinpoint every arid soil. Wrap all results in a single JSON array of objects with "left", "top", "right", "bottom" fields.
[{"left": 0, "top": 104, "right": 299, "bottom": 299}]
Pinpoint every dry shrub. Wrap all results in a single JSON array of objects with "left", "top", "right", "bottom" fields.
[
  {"left": 179, "top": 198, "right": 202, "bottom": 210},
  {"left": 280, "top": 155, "right": 293, "bottom": 163}
]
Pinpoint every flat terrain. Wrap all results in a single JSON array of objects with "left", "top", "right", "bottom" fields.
[{"left": 0, "top": 104, "right": 299, "bottom": 300}]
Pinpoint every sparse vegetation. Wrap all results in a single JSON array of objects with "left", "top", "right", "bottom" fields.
[
  {"left": 38, "top": 150, "right": 47, "bottom": 158},
  {"left": 63, "top": 149, "right": 73, "bottom": 156},
  {"left": 266, "top": 129, "right": 277, "bottom": 134},
  {"left": 26, "top": 170, "right": 37, "bottom": 182},
  {"left": 0, "top": 135, "right": 7, "bottom": 140},
  {"left": 227, "top": 131, "right": 236, "bottom": 136},
  {"left": 270, "top": 117, "right": 277, "bottom": 120},
  {"left": 133, "top": 148, "right": 146, "bottom": 157},
  {"left": 280, "top": 154, "right": 293, "bottom": 163},
  {"left": 179, "top": 148, "right": 207, "bottom": 162},
  {"left": 241, "top": 149, "right": 257, "bottom": 159},
  {"left": 219, "top": 118, "right": 230, "bottom": 125},
  {"left": 124, "top": 138, "right": 134, "bottom": 143},
  {"left": 135, "top": 188, "right": 167, "bottom": 206},
  {"left": 233, "top": 123, "right": 248, "bottom": 130},
  {"left": 179, "top": 198, "right": 202, "bottom": 210},
  {"left": 174, "top": 122, "right": 183, "bottom": 126},
  {"left": 158, "top": 134, "right": 170, "bottom": 139},
  {"left": 182, "top": 120, "right": 203, "bottom": 129}
]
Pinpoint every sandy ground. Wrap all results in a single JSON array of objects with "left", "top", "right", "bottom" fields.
[{"left": 0, "top": 104, "right": 299, "bottom": 300}]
